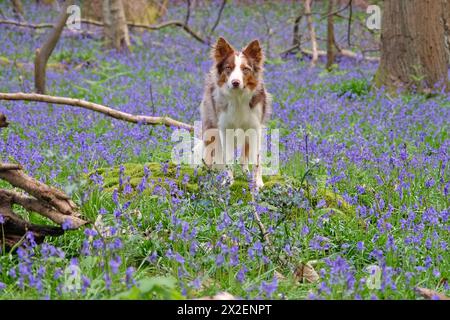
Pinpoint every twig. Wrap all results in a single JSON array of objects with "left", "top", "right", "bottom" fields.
[
  {"left": 320, "top": 0, "right": 351, "bottom": 20},
  {"left": 0, "top": 19, "right": 96, "bottom": 37},
  {"left": 184, "top": 0, "right": 191, "bottom": 26},
  {"left": 0, "top": 18, "right": 208, "bottom": 45},
  {"left": 0, "top": 92, "right": 194, "bottom": 131},
  {"left": 208, "top": 0, "right": 227, "bottom": 38}
]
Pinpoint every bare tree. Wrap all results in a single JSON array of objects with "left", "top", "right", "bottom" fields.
[
  {"left": 102, "top": 0, "right": 131, "bottom": 51},
  {"left": 35, "top": 0, "right": 73, "bottom": 94},
  {"left": 374, "top": 0, "right": 448, "bottom": 92}
]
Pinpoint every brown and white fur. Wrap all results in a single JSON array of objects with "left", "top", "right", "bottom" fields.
[{"left": 199, "top": 37, "right": 272, "bottom": 189}]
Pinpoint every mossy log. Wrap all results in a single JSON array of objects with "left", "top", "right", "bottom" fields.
[{"left": 88, "top": 162, "right": 355, "bottom": 216}]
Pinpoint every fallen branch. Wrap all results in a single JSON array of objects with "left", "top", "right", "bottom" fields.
[
  {"left": 0, "top": 163, "right": 22, "bottom": 171},
  {"left": 0, "top": 92, "right": 194, "bottom": 131},
  {"left": 0, "top": 112, "right": 9, "bottom": 127},
  {"left": 0, "top": 189, "right": 86, "bottom": 227},
  {"left": 0, "top": 19, "right": 53, "bottom": 29},
  {"left": 415, "top": 287, "right": 450, "bottom": 300},
  {"left": 0, "top": 162, "right": 87, "bottom": 248},
  {"left": 300, "top": 47, "right": 379, "bottom": 61},
  {"left": 0, "top": 162, "right": 78, "bottom": 216}
]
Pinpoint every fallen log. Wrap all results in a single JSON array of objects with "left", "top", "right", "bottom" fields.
[
  {"left": 0, "top": 163, "right": 87, "bottom": 249},
  {"left": 0, "top": 114, "right": 87, "bottom": 249}
]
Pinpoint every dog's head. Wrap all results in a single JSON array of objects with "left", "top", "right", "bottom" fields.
[{"left": 212, "top": 37, "right": 264, "bottom": 92}]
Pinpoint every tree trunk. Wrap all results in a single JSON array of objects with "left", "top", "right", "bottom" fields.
[
  {"left": 35, "top": 0, "right": 73, "bottom": 94},
  {"left": 443, "top": 0, "right": 450, "bottom": 64},
  {"left": 102, "top": 0, "right": 130, "bottom": 52},
  {"left": 374, "top": 0, "right": 448, "bottom": 93},
  {"left": 326, "top": 0, "right": 336, "bottom": 71},
  {"left": 304, "top": 0, "right": 318, "bottom": 67},
  {"left": 10, "top": 0, "right": 24, "bottom": 20}
]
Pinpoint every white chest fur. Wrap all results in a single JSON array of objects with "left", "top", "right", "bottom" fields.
[{"left": 217, "top": 92, "right": 263, "bottom": 130}]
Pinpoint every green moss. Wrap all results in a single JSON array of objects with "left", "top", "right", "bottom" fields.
[{"left": 87, "top": 162, "right": 355, "bottom": 216}]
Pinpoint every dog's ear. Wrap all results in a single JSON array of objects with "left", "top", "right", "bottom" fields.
[
  {"left": 242, "top": 39, "right": 263, "bottom": 66},
  {"left": 213, "top": 37, "right": 235, "bottom": 62}
]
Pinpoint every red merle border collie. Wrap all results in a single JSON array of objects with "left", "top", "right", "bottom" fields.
[{"left": 199, "top": 37, "right": 272, "bottom": 189}]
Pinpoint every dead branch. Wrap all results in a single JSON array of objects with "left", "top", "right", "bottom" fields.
[
  {"left": 0, "top": 19, "right": 54, "bottom": 29},
  {"left": 304, "top": 0, "right": 318, "bottom": 66},
  {"left": 208, "top": 0, "right": 227, "bottom": 40},
  {"left": 35, "top": 0, "right": 73, "bottom": 94},
  {"left": 415, "top": 287, "right": 450, "bottom": 300},
  {"left": 1, "top": 189, "right": 86, "bottom": 227},
  {"left": 293, "top": 9, "right": 304, "bottom": 47},
  {"left": 301, "top": 47, "right": 379, "bottom": 61},
  {"left": 0, "top": 163, "right": 22, "bottom": 171},
  {"left": 129, "top": 19, "right": 207, "bottom": 44},
  {"left": 184, "top": 0, "right": 191, "bottom": 26},
  {"left": 320, "top": 0, "right": 351, "bottom": 20},
  {"left": 0, "top": 163, "right": 78, "bottom": 216},
  {"left": 0, "top": 112, "right": 9, "bottom": 128},
  {"left": 0, "top": 201, "right": 64, "bottom": 248},
  {"left": 0, "top": 92, "right": 194, "bottom": 131},
  {"left": 0, "top": 163, "right": 87, "bottom": 248}
]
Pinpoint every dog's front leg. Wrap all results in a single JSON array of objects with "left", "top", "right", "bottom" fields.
[
  {"left": 239, "top": 138, "right": 250, "bottom": 174},
  {"left": 219, "top": 127, "right": 234, "bottom": 185},
  {"left": 253, "top": 128, "right": 264, "bottom": 189}
]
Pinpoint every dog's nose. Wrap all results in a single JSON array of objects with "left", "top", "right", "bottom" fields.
[{"left": 231, "top": 80, "right": 240, "bottom": 88}]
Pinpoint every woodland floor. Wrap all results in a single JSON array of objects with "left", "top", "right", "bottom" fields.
[{"left": 0, "top": 1, "right": 449, "bottom": 299}]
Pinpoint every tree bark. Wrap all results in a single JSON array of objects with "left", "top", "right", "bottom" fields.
[
  {"left": 0, "top": 162, "right": 87, "bottom": 249},
  {"left": 102, "top": 0, "right": 131, "bottom": 51},
  {"left": 10, "top": 0, "right": 24, "bottom": 20},
  {"left": 374, "top": 0, "right": 448, "bottom": 93},
  {"left": 443, "top": 0, "right": 450, "bottom": 64},
  {"left": 304, "top": 0, "right": 318, "bottom": 67},
  {"left": 326, "top": 0, "right": 336, "bottom": 71},
  {"left": 35, "top": 0, "right": 73, "bottom": 94},
  {"left": 0, "top": 92, "right": 194, "bottom": 131}
]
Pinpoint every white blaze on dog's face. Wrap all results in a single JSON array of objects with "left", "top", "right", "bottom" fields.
[{"left": 213, "top": 37, "right": 264, "bottom": 92}]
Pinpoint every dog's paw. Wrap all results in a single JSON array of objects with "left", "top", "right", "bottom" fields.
[
  {"left": 255, "top": 177, "right": 264, "bottom": 190},
  {"left": 221, "top": 170, "right": 234, "bottom": 186}
]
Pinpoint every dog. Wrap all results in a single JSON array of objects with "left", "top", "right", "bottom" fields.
[{"left": 198, "top": 37, "right": 272, "bottom": 189}]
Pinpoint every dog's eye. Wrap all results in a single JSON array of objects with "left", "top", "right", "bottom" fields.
[
  {"left": 225, "top": 66, "right": 232, "bottom": 72},
  {"left": 243, "top": 67, "right": 252, "bottom": 74}
]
